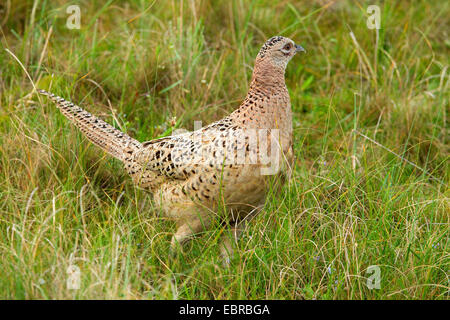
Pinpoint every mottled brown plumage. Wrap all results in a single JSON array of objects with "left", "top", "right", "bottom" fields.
[{"left": 39, "top": 36, "right": 305, "bottom": 263}]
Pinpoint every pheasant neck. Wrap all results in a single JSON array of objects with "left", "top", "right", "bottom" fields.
[
  {"left": 249, "top": 59, "right": 287, "bottom": 94},
  {"left": 230, "top": 62, "right": 290, "bottom": 129}
]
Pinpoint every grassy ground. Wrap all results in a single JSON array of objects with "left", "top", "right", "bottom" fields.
[{"left": 0, "top": 0, "right": 448, "bottom": 299}]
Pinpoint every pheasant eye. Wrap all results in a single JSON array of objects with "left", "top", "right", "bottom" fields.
[{"left": 283, "top": 44, "right": 292, "bottom": 50}]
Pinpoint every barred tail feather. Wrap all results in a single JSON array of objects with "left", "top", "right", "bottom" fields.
[{"left": 39, "top": 89, "right": 142, "bottom": 161}]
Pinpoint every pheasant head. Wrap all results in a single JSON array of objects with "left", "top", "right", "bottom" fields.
[{"left": 251, "top": 36, "right": 305, "bottom": 89}]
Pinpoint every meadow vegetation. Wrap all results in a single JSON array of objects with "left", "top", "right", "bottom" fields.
[{"left": 0, "top": 0, "right": 448, "bottom": 299}]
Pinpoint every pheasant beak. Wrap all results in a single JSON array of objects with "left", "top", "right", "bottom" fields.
[{"left": 295, "top": 44, "right": 306, "bottom": 53}]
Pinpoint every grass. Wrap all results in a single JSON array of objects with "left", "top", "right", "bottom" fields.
[{"left": 0, "top": 0, "right": 448, "bottom": 299}]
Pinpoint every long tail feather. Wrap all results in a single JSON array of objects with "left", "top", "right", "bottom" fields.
[{"left": 39, "top": 89, "right": 141, "bottom": 161}]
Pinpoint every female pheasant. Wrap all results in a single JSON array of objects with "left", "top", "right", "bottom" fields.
[{"left": 39, "top": 36, "right": 305, "bottom": 262}]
